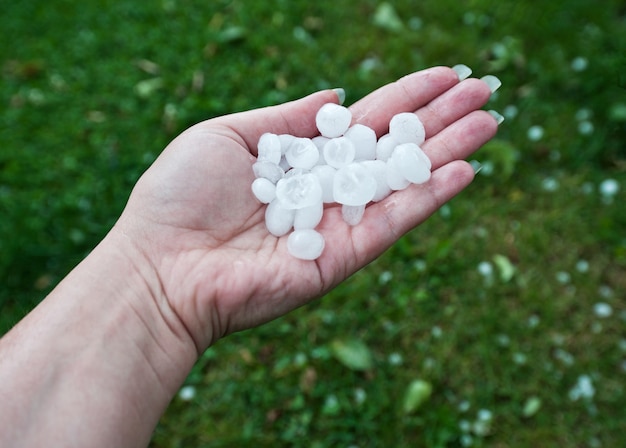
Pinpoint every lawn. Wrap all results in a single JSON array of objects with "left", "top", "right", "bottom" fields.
[{"left": 1, "top": 1, "right": 625, "bottom": 446}]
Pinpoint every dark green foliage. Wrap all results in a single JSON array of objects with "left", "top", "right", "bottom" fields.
[{"left": 1, "top": 0, "right": 625, "bottom": 446}]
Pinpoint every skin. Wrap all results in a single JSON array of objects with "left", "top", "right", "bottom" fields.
[{"left": 0, "top": 66, "right": 498, "bottom": 447}]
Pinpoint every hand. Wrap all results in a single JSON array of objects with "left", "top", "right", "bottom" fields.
[{"left": 114, "top": 66, "right": 498, "bottom": 352}]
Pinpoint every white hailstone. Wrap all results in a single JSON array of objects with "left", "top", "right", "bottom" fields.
[
  {"left": 555, "top": 271, "right": 571, "bottom": 284},
  {"left": 599, "top": 178, "right": 619, "bottom": 197},
  {"left": 311, "top": 164, "right": 337, "bottom": 203},
  {"left": 477, "top": 261, "right": 493, "bottom": 277},
  {"left": 285, "top": 137, "right": 319, "bottom": 169},
  {"left": 251, "top": 177, "right": 276, "bottom": 204},
  {"left": 344, "top": 123, "right": 377, "bottom": 160},
  {"left": 389, "top": 112, "right": 425, "bottom": 145},
  {"left": 385, "top": 153, "right": 411, "bottom": 190},
  {"left": 379, "top": 270, "right": 393, "bottom": 284},
  {"left": 342, "top": 204, "right": 366, "bottom": 226},
  {"left": 287, "top": 229, "right": 325, "bottom": 260},
  {"left": 375, "top": 133, "right": 398, "bottom": 161},
  {"left": 257, "top": 132, "right": 282, "bottom": 164},
  {"left": 294, "top": 200, "right": 324, "bottom": 230},
  {"left": 569, "top": 375, "right": 595, "bottom": 401},
  {"left": 178, "top": 385, "right": 196, "bottom": 401},
  {"left": 265, "top": 199, "right": 295, "bottom": 237},
  {"left": 527, "top": 125, "right": 544, "bottom": 141},
  {"left": 503, "top": 104, "right": 518, "bottom": 119},
  {"left": 323, "top": 136, "right": 356, "bottom": 168},
  {"left": 312, "top": 135, "right": 330, "bottom": 151},
  {"left": 472, "top": 408, "right": 493, "bottom": 437},
  {"left": 275, "top": 173, "right": 323, "bottom": 209},
  {"left": 333, "top": 163, "right": 377, "bottom": 206},
  {"left": 315, "top": 103, "right": 352, "bottom": 138},
  {"left": 360, "top": 159, "right": 392, "bottom": 202},
  {"left": 578, "top": 121, "right": 594, "bottom": 135},
  {"left": 527, "top": 315, "right": 540, "bottom": 328},
  {"left": 571, "top": 56, "right": 588, "bottom": 72},
  {"left": 598, "top": 284, "right": 614, "bottom": 299},
  {"left": 458, "top": 400, "right": 471, "bottom": 413},
  {"left": 593, "top": 302, "right": 613, "bottom": 318},
  {"left": 541, "top": 177, "right": 559, "bottom": 192},
  {"left": 480, "top": 160, "right": 494, "bottom": 176},
  {"left": 354, "top": 387, "right": 367, "bottom": 405},
  {"left": 477, "top": 409, "right": 493, "bottom": 422},
  {"left": 278, "top": 134, "right": 297, "bottom": 154},
  {"left": 252, "top": 160, "right": 284, "bottom": 183},
  {"left": 513, "top": 352, "right": 527, "bottom": 365},
  {"left": 312, "top": 135, "right": 330, "bottom": 164},
  {"left": 576, "top": 259, "right": 590, "bottom": 273},
  {"left": 390, "top": 143, "right": 431, "bottom": 184},
  {"left": 554, "top": 348, "right": 575, "bottom": 366}
]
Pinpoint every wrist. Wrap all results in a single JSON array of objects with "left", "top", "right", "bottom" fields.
[
  {"left": 0, "top": 226, "right": 198, "bottom": 447},
  {"left": 93, "top": 225, "right": 199, "bottom": 392}
]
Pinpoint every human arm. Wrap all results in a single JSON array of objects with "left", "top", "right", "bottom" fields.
[{"left": 0, "top": 66, "right": 498, "bottom": 447}]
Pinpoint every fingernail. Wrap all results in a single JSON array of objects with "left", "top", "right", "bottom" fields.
[
  {"left": 481, "top": 75, "right": 502, "bottom": 93},
  {"left": 332, "top": 88, "right": 346, "bottom": 105},
  {"left": 488, "top": 110, "right": 505, "bottom": 125},
  {"left": 452, "top": 64, "right": 472, "bottom": 81},
  {"left": 469, "top": 160, "right": 483, "bottom": 174}
]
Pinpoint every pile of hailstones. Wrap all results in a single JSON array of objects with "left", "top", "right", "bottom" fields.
[{"left": 251, "top": 103, "right": 432, "bottom": 260}]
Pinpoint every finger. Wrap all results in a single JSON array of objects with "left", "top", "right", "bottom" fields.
[
  {"left": 349, "top": 66, "right": 460, "bottom": 136},
  {"left": 207, "top": 89, "right": 342, "bottom": 154},
  {"left": 416, "top": 78, "right": 494, "bottom": 139},
  {"left": 423, "top": 110, "right": 499, "bottom": 170}
]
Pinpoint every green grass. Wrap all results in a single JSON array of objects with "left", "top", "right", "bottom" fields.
[{"left": 2, "top": 1, "right": 625, "bottom": 446}]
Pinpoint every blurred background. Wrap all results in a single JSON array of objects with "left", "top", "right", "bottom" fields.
[{"left": 1, "top": 1, "right": 625, "bottom": 446}]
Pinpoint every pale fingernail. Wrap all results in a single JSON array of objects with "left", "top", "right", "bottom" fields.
[
  {"left": 481, "top": 75, "right": 502, "bottom": 93},
  {"left": 469, "top": 160, "right": 483, "bottom": 174},
  {"left": 332, "top": 88, "right": 346, "bottom": 105},
  {"left": 452, "top": 64, "right": 472, "bottom": 81},
  {"left": 488, "top": 110, "right": 505, "bottom": 125}
]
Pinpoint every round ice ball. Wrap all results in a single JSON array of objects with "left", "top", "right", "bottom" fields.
[
  {"left": 294, "top": 200, "right": 324, "bottom": 230},
  {"left": 252, "top": 160, "right": 284, "bottom": 184},
  {"left": 323, "top": 137, "right": 356, "bottom": 169},
  {"left": 342, "top": 204, "right": 365, "bottom": 226},
  {"left": 257, "top": 132, "right": 282, "bottom": 164},
  {"left": 389, "top": 112, "right": 425, "bottom": 145},
  {"left": 265, "top": 199, "right": 295, "bottom": 237},
  {"left": 375, "top": 133, "right": 398, "bottom": 162},
  {"left": 275, "top": 173, "right": 323, "bottom": 210},
  {"left": 311, "top": 164, "right": 337, "bottom": 203},
  {"left": 285, "top": 137, "right": 319, "bottom": 169},
  {"left": 316, "top": 103, "right": 352, "bottom": 138},
  {"left": 391, "top": 143, "right": 431, "bottom": 184},
  {"left": 333, "top": 163, "right": 377, "bottom": 206},
  {"left": 360, "top": 159, "right": 392, "bottom": 202},
  {"left": 251, "top": 177, "right": 276, "bottom": 204},
  {"left": 287, "top": 229, "right": 325, "bottom": 260},
  {"left": 344, "top": 123, "right": 377, "bottom": 160}
]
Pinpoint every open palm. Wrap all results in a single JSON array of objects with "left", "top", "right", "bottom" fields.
[{"left": 116, "top": 67, "right": 498, "bottom": 352}]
